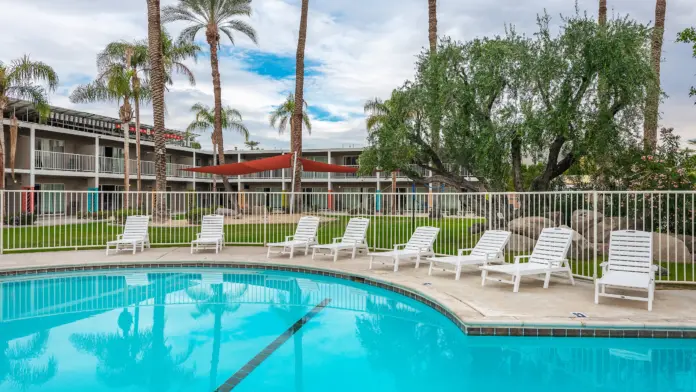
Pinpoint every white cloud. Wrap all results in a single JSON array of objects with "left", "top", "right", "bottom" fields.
[{"left": 1, "top": 0, "right": 695, "bottom": 151}]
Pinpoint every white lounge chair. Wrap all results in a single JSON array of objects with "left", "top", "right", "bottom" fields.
[
  {"left": 595, "top": 230, "right": 656, "bottom": 311},
  {"left": 480, "top": 227, "right": 575, "bottom": 292},
  {"left": 191, "top": 215, "right": 225, "bottom": 254},
  {"left": 106, "top": 215, "right": 151, "bottom": 255},
  {"left": 427, "top": 230, "right": 511, "bottom": 280},
  {"left": 368, "top": 226, "right": 440, "bottom": 272},
  {"left": 267, "top": 216, "right": 320, "bottom": 259},
  {"left": 311, "top": 217, "right": 370, "bottom": 262}
]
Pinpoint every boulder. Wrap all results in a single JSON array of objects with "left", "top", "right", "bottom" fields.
[
  {"left": 677, "top": 234, "right": 695, "bottom": 253},
  {"left": 570, "top": 210, "right": 604, "bottom": 235},
  {"left": 216, "top": 207, "right": 237, "bottom": 216},
  {"left": 469, "top": 222, "right": 487, "bottom": 235},
  {"left": 559, "top": 225, "right": 592, "bottom": 257},
  {"left": 652, "top": 233, "right": 693, "bottom": 263},
  {"left": 508, "top": 216, "right": 554, "bottom": 239},
  {"left": 505, "top": 234, "right": 536, "bottom": 253},
  {"left": 545, "top": 211, "right": 563, "bottom": 226},
  {"left": 586, "top": 217, "right": 644, "bottom": 243}
]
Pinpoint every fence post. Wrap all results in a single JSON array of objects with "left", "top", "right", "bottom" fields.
[
  {"left": 263, "top": 193, "right": 268, "bottom": 246},
  {"left": 487, "top": 193, "right": 493, "bottom": 230},
  {"left": 592, "top": 191, "right": 598, "bottom": 280},
  {"left": 0, "top": 189, "right": 4, "bottom": 255}
]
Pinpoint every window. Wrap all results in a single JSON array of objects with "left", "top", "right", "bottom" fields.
[
  {"left": 343, "top": 156, "right": 358, "bottom": 166},
  {"left": 35, "top": 138, "right": 65, "bottom": 152}
]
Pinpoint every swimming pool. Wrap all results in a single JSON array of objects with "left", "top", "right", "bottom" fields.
[{"left": 1, "top": 268, "right": 695, "bottom": 392}]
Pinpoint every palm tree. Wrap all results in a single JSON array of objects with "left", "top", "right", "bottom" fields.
[
  {"left": 365, "top": 98, "right": 397, "bottom": 213},
  {"left": 269, "top": 93, "right": 312, "bottom": 145},
  {"left": 427, "top": 0, "right": 442, "bottom": 218},
  {"left": 292, "top": 0, "right": 310, "bottom": 196},
  {"left": 598, "top": 0, "right": 607, "bottom": 26},
  {"left": 97, "top": 30, "right": 199, "bottom": 197},
  {"left": 244, "top": 140, "right": 260, "bottom": 150},
  {"left": 644, "top": 0, "right": 667, "bottom": 152},
  {"left": 186, "top": 280, "right": 247, "bottom": 390},
  {"left": 186, "top": 103, "right": 249, "bottom": 141},
  {"left": 0, "top": 56, "right": 59, "bottom": 189},
  {"left": 70, "top": 66, "right": 150, "bottom": 208},
  {"left": 163, "top": 0, "right": 258, "bottom": 193},
  {"left": 146, "top": 0, "right": 169, "bottom": 219},
  {"left": 0, "top": 331, "right": 58, "bottom": 390}
]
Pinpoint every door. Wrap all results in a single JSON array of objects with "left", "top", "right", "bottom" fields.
[{"left": 39, "top": 183, "right": 65, "bottom": 214}]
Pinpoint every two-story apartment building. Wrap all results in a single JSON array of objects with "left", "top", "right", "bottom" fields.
[{"left": 2, "top": 100, "right": 475, "bottom": 214}]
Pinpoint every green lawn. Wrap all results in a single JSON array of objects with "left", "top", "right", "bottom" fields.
[{"left": 3, "top": 215, "right": 694, "bottom": 283}]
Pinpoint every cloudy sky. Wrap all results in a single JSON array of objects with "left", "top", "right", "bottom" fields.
[{"left": 1, "top": 0, "right": 695, "bottom": 151}]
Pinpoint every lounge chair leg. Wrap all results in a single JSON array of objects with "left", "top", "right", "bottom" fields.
[
  {"left": 191, "top": 244, "right": 194, "bottom": 254},
  {"left": 415, "top": 255, "right": 420, "bottom": 269},
  {"left": 455, "top": 264, "right": 461, "bottom": 281},
  {"left": 369, "top": 256, "right": 374, "bottom": 270},
  {"left": 333, "top": 250, "right": 338, "bottom": 263},
  {"left": 513, "top": 274, "right": 521, "bottom": 293},
  {"left": 648, "top": 282, "right": 654, "bottom": 311},
  {"left": 428, "top": 261, "right": 434, "bottom": 276},
  {"left": 351, "top": 247, "right": 357, "bottom": 259},
  {"left": 312, "top": 248, "right": 316, "bottom": 260},
  {"left": 567, "top": 268, "right": 575, "bottom": 286},
  {"left": 105, "top": 245, "right": 109, "bottom": 256},
  {"left": 305, "top": 244, "right": 309, "bottom": 256},
  {"left": 267, "top": 246, "right": 271, "bottom": 259},
  {"left": 394, "top": 256, "right": 399, "bottom": 272},
  {"left": 543, "top": 272, "right": 551, "bottom": 289},
  {"left": 481, "top": 269, "right": 488, "bottom": 286},
  {"left": 132, "top": 244, "right": 136, "bottom": 255},
  {"left": 289, "top": 245, "right": 294, "bottom": 259}
]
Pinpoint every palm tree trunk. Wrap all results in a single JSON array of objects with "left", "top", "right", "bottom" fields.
[
  {"left": 208, "top": 34, "right": 233, "bottom": 193},
  {"left": 292, "top": 0, "right": 310, "bottom": 197},
  {"left": 428, "top": 0, "right": 441, "bottom": 218},
  {"left": 121, "top": 109, "right": 130, "bottom": 210},
  {"left": 643, "top": 0, "right": 666, "bottom": 152},
  {"left": 0, "top": 106, "right": 5, "bottom": 190},
  {"left": 598, "top": 0, "right": 607, "bottom": 26},
  {"left": 147, "top": 0, "right": 168, "bottom": 219},
  {"left": 133, "top": 75, "right": 142, "bottom": 208},
  {"left": 428, "top": 0, "right": 437, "bottom": 52}
]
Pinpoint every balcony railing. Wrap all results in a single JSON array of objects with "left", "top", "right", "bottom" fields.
[
  {"left": 34, "top": 151, "right": 95, "bottom": 172},
  {"left": 98, "top": 157, "right": 197, "bottom": 179}
]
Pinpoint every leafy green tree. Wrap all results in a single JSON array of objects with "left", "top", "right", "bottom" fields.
[
  {"left": 360, "top": 11, "right": 656, "bottom": 193},
  {"left": 163, "top": 0, "right": 258, "bottom": 193},
  {"left": 677, "top": 27, "right": 696, "bottom": 103},
  {"left": 269, "top": 93, "right": 312, "bottom": 145},
  {"left": 0, "top": 56, "right": 59, "bottom": 189}
]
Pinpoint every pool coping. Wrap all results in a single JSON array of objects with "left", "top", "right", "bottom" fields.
[{"left": 1, "top": 259, "right": 695, "bottom": 339}]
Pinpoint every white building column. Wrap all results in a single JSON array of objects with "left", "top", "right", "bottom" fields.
[
  {"left": 236, "top": 152, "right": 242, "bottom": 191},
  {"left": 327, "top": 150, "right": 332, "bottom": 191},
  {"left": 94, "top": 137, "right": 100, "bottom": 188},
  {"left": 29, "top": 125, "right": 36, "bottom": 187},
  {"left": 191, "top": 150, "right": 196, "bottom": 190}
]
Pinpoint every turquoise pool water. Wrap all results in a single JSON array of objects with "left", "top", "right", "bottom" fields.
[{"left": 1, "top": 268, "right": 695, "bottom": 392}]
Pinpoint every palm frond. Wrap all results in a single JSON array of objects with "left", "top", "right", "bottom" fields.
[
  {"left": 177, "top": 24, "right": 205, "bottom": 44},
  {"left": 171, "top": 62, "right": 197, "bottom": 86},
  {"left": 221, "top": 20, "right": 258, "bottom": 45},
  {"left": 302, "top": 112, "right": 312, "bottom": 133},
  {"left": 187, "top": 120, "right": 211, "bottom": 133},
  {"left": 69, "top": 81, "right": 120, "bottom": 104},
  {"left": 8, "top": 55, "right": 59, "bottom": 92}
]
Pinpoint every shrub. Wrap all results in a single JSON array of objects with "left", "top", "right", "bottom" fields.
[
  {"left": 4, "top": 213, "right": 37, "bottom": 226},
  {"left": 186, "top": 208, "right": 216, "bottom": 225},
  {"left": 112, "top": 209, "right": 145, "bottom": 224}
]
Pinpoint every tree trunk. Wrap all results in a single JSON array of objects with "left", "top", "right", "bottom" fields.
[
  {"left": 428, "top": 0, "right": 437, "bottom": 52},
  {"left": 598, "top": 0, "right": 607, "bottom": 26},
  {"left": 120, "top": 100, "right": 131, "bottom": 210},
  {"left": 292, "top": 0, "right": 310, "bottom": 197},
  {"left": 510, "top": 134, "right": 524, "bottom": 192},
  {"left": 133, "top": 74, "right": 142, "bottom": 207},
  {"left": 207, "top": 28, "right": 232, "bottom": 193},
  {"left": 147, "top": 0, "right": 168, "bottom": 218},
  {"left": 643, "top": 0, "right": 666, "bottom": 152},
  {"left": 428, "top": 0, "right": 441, "bottom": 218}
]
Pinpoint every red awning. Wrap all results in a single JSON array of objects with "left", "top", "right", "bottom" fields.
[{"left": 183, "top": 153, "right": 358, "bottom": 175}]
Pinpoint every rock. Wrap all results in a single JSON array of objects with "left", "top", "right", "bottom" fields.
[
  {"left": 505, "top": 234, "right": 536, "bottom": 253},
  {"left": 508, "top": 216, "right": 554, "bottom": 239},
  {"left": 545, "top": 211, "right": 563, "bottom": 226},
  {"left": 570, "top": 210, "right": 604, "bottom": 235},
  {"left": 559, "top": 225, "right": 592, "bottom": 257},
  {"left": 677, "top": 234, "right": 695, "bottom": 253},
  {"left": 586, "top": 217, "right": 644, "bottom": 243},
  {"left": 216, "top": 207, "right": 237, "bottom": 216},
  {"left": 652, "top": 233, "right": 692, "bottom": 263},
  {"left": 469, "top": 222, "right": 486, "bottom": 235},
  {"left": 242, "top": 206, "right": 266, "bottom": 216}
]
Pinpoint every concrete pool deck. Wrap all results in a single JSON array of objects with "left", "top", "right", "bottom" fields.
[{"left": 1, "top": 246, "right": 696, "bottom": 335}]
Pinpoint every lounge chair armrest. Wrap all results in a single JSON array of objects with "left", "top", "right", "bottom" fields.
[
  {"left": 332, "top": 237, "right": 343, "bottom": 243},
  {"left": 393, "top": 243, "right": 407, "bottom": 250},
  {"left": 458, "top": 248, "right": 474, "bottom": 256},
  {"left": 116, "top": 234, "right": 124, "bottom": 240},
  {"left": 285, "top": 235, "right": 295, "bottom": 241},
  {"left": 651, "top": 264, "right": 659, "bottom": 272},
  {"left": 196, "top": 233, "right": 202, "bottom": 239},
  {"left": 485, "top": 251, "right": 502, "bottom": 259},
  {"left": 513, "top": 255, "right": 530, "bottom": 264}
]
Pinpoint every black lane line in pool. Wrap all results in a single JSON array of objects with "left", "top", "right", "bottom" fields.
[{"left": 215, "top": 298, "right": 332, "bottom": 392}]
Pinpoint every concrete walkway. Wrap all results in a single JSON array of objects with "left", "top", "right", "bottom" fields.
[{"left": 1, "top": 246, "right": 695, "bottom": 330}]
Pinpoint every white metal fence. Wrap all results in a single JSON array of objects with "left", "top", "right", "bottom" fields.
[{"left": 1, "top": 190, "right": 694, "bottom": 284}]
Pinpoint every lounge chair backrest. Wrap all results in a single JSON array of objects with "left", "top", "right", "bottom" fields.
[
  {"left": 528, "top": 227, "right": 573, "bottom": 267},
  {"left": 607, "top": 230, "right": 653, "bottom": 274},
  {"left": 295, "top": 216, "right": 320, "bottom": 241},
  {"left": 122, "top": 216, "right": 150, "bottom": 239},
  {"left": 342, "top": 218, "right": 370, "bottom": 243},
  {"left": 471, "top": 230, "right": 511, "bottom": 258},
  {"left": 405, "top": 226, "right": 440, "bottom": 252},
  {"left": 200, "top": 215, "right": 224, "bottom": 238}
]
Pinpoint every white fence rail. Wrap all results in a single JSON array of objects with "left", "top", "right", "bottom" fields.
[{"left": 0, "top": 190, "right": 694, "bottom": 284}]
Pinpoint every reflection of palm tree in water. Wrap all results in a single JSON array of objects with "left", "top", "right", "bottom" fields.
[
  {"left": 0, "top": 331, "right": 57, "bottom": 391},
  {"left": 355, "top": 298, "right": 458, "bottom": 390},
  {"left": 70, "top": 282, "right": 195, "bottom": 391},
  {"left": 186, "top": 277, "right": 248, "bottom": 391},
  {"left": 270, "top": 281, "right": 314, "bottom": 392}
]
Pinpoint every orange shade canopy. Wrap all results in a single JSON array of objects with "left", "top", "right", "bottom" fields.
[{"left": 183, "top": 153, "right": 358, "bottom": 175}]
